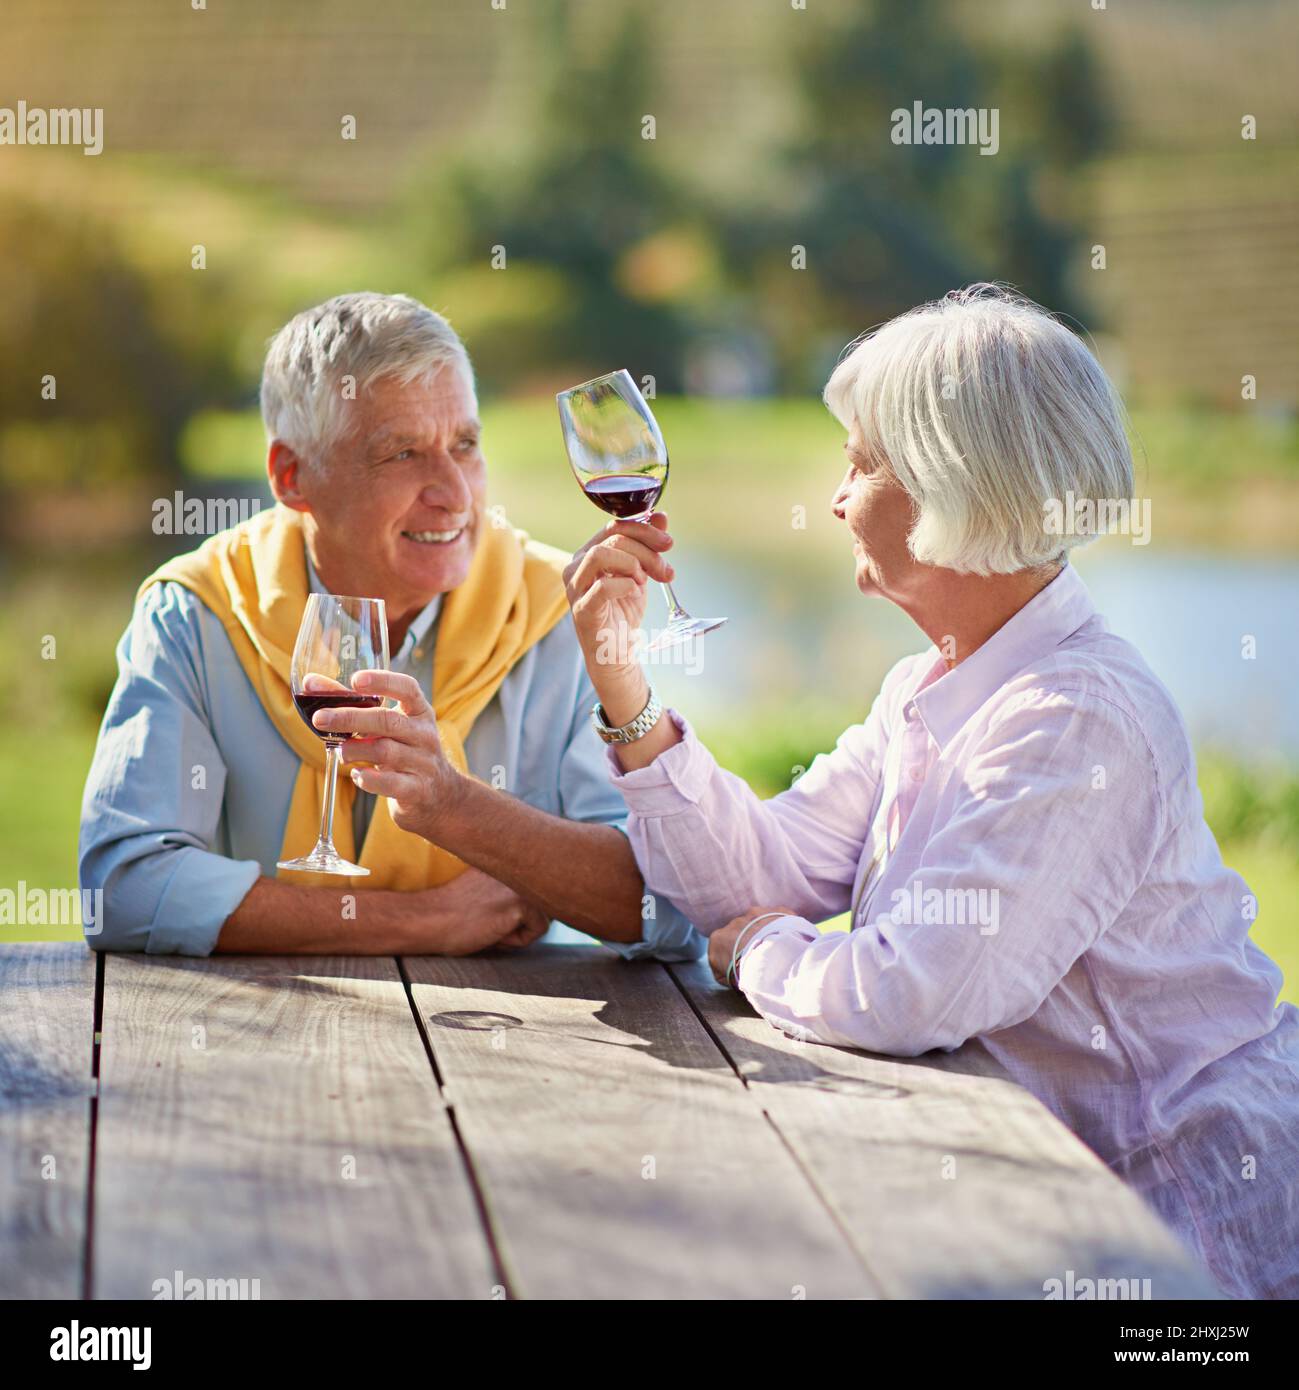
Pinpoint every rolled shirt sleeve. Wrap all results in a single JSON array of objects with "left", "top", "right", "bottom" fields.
[
  {"left": 78, "top": 583, "right": 261, "bottom": 955},
  {"left": 736, "top": 690, "right": 1165, "bottom": 1055},
  {"left": 606, "top": 666, "right": 901, "bottom": 934}
]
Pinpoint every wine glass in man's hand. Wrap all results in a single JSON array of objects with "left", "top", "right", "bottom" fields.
[{"left": 277, "top": 593, "right": 390, "bottom": 876}]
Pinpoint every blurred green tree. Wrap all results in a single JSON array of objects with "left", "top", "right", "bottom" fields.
[
  {"left": 409, "top": 0, "right": 696, "bottom": 391},
  {"left": 724, "top": 0, "right": 1112, "bottom": 387},
  {"left": 0, "top": 198, "right": 246, "bottom": 526}
]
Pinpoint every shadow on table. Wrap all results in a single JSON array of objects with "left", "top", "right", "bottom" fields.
[{"left": 407, "top": 942, "right": 997, "bottom": 1094}]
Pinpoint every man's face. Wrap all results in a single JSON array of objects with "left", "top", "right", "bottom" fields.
[{"left": 290, "top": 368, "right": 486, "bottom": 624}]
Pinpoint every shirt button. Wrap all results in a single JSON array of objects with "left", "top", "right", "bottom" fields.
[
  {"left": 909, "top": 767, "right": 923, "bottom": 783},
  {"left": 904, "top": 702, "right": 917, "bottom": 722}
]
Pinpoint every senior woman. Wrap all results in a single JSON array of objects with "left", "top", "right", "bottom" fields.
[{"left": 560, "top": 285, "right": 1299, "bottom": 1300}]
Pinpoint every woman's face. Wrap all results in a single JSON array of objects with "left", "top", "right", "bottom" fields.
[{"left": 831, "top": 424, "right": 920, "bottom": 600}]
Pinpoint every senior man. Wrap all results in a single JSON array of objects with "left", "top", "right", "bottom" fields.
[{"left": 79, "top": 291, "right": 702, "bottom": 960}]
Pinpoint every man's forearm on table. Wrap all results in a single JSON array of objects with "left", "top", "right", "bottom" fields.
[
  {"left": 427, "top": 778, "right": 645, "bottom": 944},
  {"left": 215, "top": 877, "right": 421, "bottom": 954}
]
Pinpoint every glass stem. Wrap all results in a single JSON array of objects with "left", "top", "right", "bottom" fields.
[
  {"left": 319, "top": 741, "right": 342, "bottom": 849},
  {"left": 659, "top": 580, "right": 689, "bottom": 623}
]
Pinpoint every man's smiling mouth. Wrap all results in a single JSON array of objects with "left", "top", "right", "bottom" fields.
[{"left": 401, "top": 528, "right": 464, "bottom": 545}]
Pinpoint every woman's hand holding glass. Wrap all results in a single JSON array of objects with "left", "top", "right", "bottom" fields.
[{"left": 563, "top": 511, "right": 676, "bottom": 722}]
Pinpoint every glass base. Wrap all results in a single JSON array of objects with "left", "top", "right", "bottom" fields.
[
  {"left": 277, "top": 844, "right": 369, "bottom": 877},
  {"left": 644, "top": 615, "right": 727, "bottom": 654}
]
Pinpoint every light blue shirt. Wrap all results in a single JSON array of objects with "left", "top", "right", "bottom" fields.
[{"left": 79, "top": 563, "right": 703, "bottom": 961}]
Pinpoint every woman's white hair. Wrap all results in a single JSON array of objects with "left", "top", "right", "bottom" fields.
[
  {"left": 260, "top": 292, "right": 474, "bottom": 464},
  {"left": 824, "top": 283, "right": 1133, "bottom": 575}
]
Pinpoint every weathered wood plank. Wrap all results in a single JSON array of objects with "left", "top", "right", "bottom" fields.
[
  {"left": 671, "top": 959, "right": 1221, "bottom": 1299},
  {"left": 0, "top": 943, "right": 96, "bottom": 1299},
  {"left": 94, "top": 954, "right": 497, "bottom": 1299},
  {"left": 405, "top": 944, "right": 876, "bottom": 1299}
]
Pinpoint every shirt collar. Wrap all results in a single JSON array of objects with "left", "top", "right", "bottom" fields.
[
  {"left": 305, "top": 556, "right": 442, "bottom": 661},
  {"left": 909, "top": 562, "right": 1098, "bottom": 752}
]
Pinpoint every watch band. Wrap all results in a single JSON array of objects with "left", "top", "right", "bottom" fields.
[{"left": 592, "top": 687, "right": 663, "bottom": 745}]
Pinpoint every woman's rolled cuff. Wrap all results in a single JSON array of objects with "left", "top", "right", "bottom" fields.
[{"left": 602, "top": 708, "right": 714, "bottom": 813}]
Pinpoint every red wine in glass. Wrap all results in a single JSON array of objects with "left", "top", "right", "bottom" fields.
[
  {"left": 581, "top": 473, "right": 665, "bottom": 519},
  {"left": 292, "top": 692, "right": 383, "bottom": 742},
  {"left": 277, "top": 593, "right": 390, "bottom": 877},
  {"left": 557, "top": 369, "right": 726, "bottom": 652}
]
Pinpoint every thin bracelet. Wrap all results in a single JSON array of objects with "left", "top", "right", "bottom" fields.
[
  {"left": 726, "top": 911, "right": 789, "bottom": 988},
  {"left": 727, "top": 914, "right": 784, "bottom": 987}
]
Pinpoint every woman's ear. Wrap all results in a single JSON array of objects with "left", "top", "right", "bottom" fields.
[{"left": 267, "top": 440, "right": 310, "bottom": 512}]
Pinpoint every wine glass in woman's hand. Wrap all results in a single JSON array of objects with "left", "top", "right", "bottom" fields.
[{"left": 557, "top": 370, "right": 724, "bottom": 653}]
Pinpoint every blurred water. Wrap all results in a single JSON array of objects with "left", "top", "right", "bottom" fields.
[
  {"left": 1074, "top": 549, "right": 1299, "bottom": 759},
  {"left": 651, "top": 546, "right": 1299, "bottom": 761}
]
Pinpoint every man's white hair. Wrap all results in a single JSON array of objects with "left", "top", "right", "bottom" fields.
[
  {"left": 260, "top": 292, "right": 474, "bottom": 463},
  {"left": 824, "top": 284, "right": 1134, "bottom": 575}
]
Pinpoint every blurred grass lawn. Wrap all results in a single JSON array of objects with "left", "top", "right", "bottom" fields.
[{"left": 5, "top": 397, "right": 1297, "bottom": 1004}]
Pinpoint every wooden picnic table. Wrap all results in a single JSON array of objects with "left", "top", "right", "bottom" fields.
[{"left": 1, "top": 940, "right": 1219, "bottom": 1300}]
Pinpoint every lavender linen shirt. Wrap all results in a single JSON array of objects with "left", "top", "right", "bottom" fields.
[{"left": 609, "top": 562, "right": 1299, "bottom": 1299}]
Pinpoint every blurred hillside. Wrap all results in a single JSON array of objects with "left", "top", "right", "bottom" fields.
[
  {"left": 1, "top": 0, "right": 1296, "bottom": 457},
  {"left": 5, "top": 0, "right": 1297, "bottom": 202}
]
